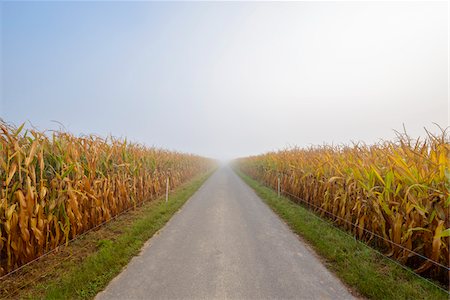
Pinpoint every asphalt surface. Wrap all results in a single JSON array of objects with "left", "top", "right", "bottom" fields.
[{"left": 96, "top": 167, "right": 354, "bottom": 300}]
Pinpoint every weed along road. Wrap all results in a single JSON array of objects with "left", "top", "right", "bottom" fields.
[{"left": 96, "top": 167, "right": 354, "bottom": 300}]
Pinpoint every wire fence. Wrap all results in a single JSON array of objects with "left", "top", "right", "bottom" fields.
[
  {"left": 2, "top": 170, "right": 448, "bottom": 296},
  {"left": 0, "top": 169, "right": 214, "bottom": 298},
  {"left": 247, "top": 171, "right": 449, "bottom": 294},
  {"left": 0, "top": 191, "right": 146, "bottom": 282},
  {"left": 280, "top": 188, "right": 449, "bottom": 271},
  {"left": 263, "top": 170, "right": 449, "bottom": 271},
  {"left": 0, "top": 197, "right": 153, "bottom": 299},
  {"left": 0, "top": 177, "right": 175, "bottom": 299},
  {"left": 1, "top": 240, "right": 93, "bottom": 299}
]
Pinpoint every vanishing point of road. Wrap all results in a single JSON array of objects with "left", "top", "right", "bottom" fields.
[{"left": 96, "top": 167, "right": 354, "bottom": 300}]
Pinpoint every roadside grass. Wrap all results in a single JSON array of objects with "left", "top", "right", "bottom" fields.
[
  {"left": 236, "top": 170, "right": 448, "bottom": 300},
  {"left": 9, "top": 171, "right": 214, "bottom": 300}
]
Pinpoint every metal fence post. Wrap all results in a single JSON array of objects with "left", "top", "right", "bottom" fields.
[
  {"left": 277, "top": 175, "right": 281, "bottom": 198},
  {"left": 165, "top": 176, "right": 169, "bottom": 203}
]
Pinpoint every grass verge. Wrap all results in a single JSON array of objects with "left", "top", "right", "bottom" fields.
[
  {"left": 236, "top": 170, "right": 448, "bottom": 300},
  {"left": 6, "top": 171, "right": 213, "bottom": 300}
]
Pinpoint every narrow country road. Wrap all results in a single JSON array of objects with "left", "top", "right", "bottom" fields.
[{"left": 96, "top": 167, "right": 354, "bottom": 300}]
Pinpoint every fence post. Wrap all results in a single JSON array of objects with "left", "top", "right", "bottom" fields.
[
  {"left": 277, "top": 175, "right": 281, "bottom": 198},
  {"left": 165, "top": 176, "right": 169, "bottom": 203}
]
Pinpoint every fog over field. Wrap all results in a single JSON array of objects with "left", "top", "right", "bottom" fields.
[{"left": 1, "top": 1, "right": 448, "bottom": 160}]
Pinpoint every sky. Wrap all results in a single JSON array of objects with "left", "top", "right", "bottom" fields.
[{"left": 1, "top": 1, "right": 448, "bottom": 160}]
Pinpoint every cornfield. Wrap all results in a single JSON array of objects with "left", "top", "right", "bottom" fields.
[
  {"left": 0, "top": 121, "right": 215, "bottom": 276},
  {"left": 237, "top": 129, "right": 449, "bottom": 282}
]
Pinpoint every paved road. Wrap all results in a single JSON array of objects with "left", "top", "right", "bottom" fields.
[{"left": 96, "top": 167, "right": 354, "bottom": 300}]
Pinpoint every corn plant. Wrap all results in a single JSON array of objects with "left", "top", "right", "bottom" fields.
[
  {"left": 237, "top": 128, "right": 449, "bottom": 283},
  {"left": 0, "top": 121, "right": 215, "bottom": 275}
]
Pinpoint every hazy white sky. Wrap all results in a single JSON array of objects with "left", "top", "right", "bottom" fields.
[{"left": 1, "top": 1, "right": 448, "bottom": 160}]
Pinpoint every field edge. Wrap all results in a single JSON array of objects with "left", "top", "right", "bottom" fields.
[
  {"left": 11, "top": 170, "right": 215, "bottom": 300},
  {"left": 235, "top": 169, "right": 448, "bottom": 300}
]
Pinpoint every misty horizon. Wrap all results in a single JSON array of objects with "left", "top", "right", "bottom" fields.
[{"left": 1, "top": 1, "right": 448, "bottom": 160}]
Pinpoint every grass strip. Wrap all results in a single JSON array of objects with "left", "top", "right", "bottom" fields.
[
  {"left": 236, "top": 170, "right": 448, "bottom": 300},
  {"left": 24, "top": 171, "right": 214, "bottom": 300}
]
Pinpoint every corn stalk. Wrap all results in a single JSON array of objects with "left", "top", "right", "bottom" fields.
[{"left": 0, "top": 121, "right": 215, "bottom": 275}]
